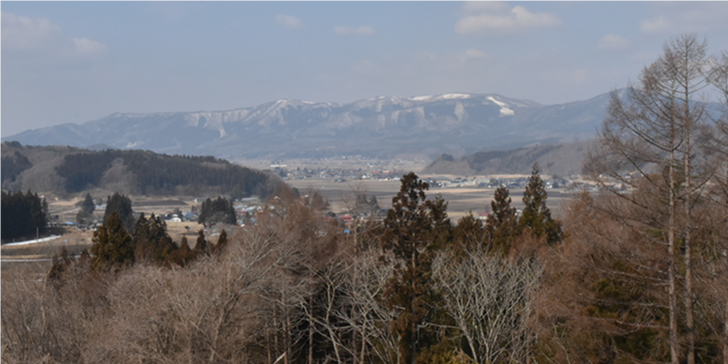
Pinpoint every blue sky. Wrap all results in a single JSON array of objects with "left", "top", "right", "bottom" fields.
[{"left": 3, "top": 1, "right": 728, "bottom": 137}]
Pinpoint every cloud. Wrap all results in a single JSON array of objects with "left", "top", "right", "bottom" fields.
[
  {"left": 335, "top": 25, "right": 375, "bottom": 36},
  {"left": 1, "top": 12, "right": 61, "bottom": 50},
  {"left": 73, "top": 38, "right": 107, "bottom": 56},
  {"left": 1, "top": 12, "right": 106, "bottom": 59},
  {"left": 275, "top": 14, "right": 303, "bottom": 29},
  {"left": 597, "top": 34, "right": 629, "bottom": 51},
  {"left": 458, "top": 49, "right": 489, "bottom": 62},
  {"left": 455, "top": 3, "right": 561, "bottom": 36},
  {"left": 640, "top": 3, "right": 728, "bottom": 34},
  {"left": 640, "top": 16, "right": 670, "bottom": 33}
]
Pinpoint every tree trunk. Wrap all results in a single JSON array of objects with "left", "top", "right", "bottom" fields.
[{"left": 669, "top": 146, "right": 680, "bottom": 364}]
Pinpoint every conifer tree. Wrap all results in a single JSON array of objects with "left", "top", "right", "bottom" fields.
[
  {"left": 518, "top": 163, "right": 562, "bottom": 245},
  {"left": 212, "top": 229, "right": 228, "bottom": 254},
  {"left": 90, "top": 211, "right": 135, "bottom": 271},
  {"left": 193, "top": 229, "right": 209, "bottom": 256},
  {"left": 104, "top": 192, "right": 136, "bottom": 232},
  {"left": 486, "top": 186, "right": 517, "bottom": 255},
  {"left": 380, "top": 172, "right": 452, "bottom": 364}
]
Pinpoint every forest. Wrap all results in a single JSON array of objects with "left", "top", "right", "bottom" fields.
[
  {"left": 1, "top": 190, "right": 48, "bottom": 241},
  {"left": 2, "top": 35, "right": 728, "bottom": 364},
  {"left": 55, "top": 149, "right": 270, "bottom": 197}
]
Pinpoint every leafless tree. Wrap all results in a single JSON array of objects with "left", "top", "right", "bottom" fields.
[
  {"left": 586, "top": 34, "right": 712, "bottom": 364},
  {"left": 433, "top": 250, "right": 541, "bottom": 364}
]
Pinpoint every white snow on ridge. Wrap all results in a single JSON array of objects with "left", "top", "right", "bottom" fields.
[
  {"left": 440, "top": 93, "right": 471, "bottom": 100},
  {"left": 411, "top": 93, "right": 471, "bottom": 102},
  {"left": 487, "top": 96, "right": 515, "bottom": 116}
]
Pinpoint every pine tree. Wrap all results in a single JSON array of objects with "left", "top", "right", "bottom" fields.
[
  {"left": 90, "top": 211, "right": 135, "bottom": 271},
  {"left": 518, "top": 163, "right": 562, "bottom": 245},
  {"left": 104, "top": 192, "right": 136, "bottom": 232},
  {"left": 380, "top": 172, "right": 452, "bottom": 364},
  {"left": 81, "top": 193, "right": 95, "bottom": 214},
  {"left": 193, "top": 229, "right": 209, "bottom": 256},
  {"left": 486, "top": 186, "right": 517, "bottom": 255},
  {"left": 212, "top": 229, "right": 228, "bottom": 254}
]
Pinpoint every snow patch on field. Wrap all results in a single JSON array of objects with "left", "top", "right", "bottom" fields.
[{"left": 3, "top": 235, "right": 61, "bottom": 247}]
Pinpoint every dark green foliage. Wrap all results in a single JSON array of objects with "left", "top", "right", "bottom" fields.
[
  {"left": 486, "top": 186, "right": 518, "bottom": 255},
  {"left": 133, "top": 213, "right": 180, "bottom": 265},
  {"left": 193, "top": 229, "right": 209, "bottom": 256},
  {"left": 380, "top": 172, "right": 452, "bottom": 364},
  {"left": 55, "top": 149, "right": 269, "bottom": 196},
  {"left": 104, "top": 193, "right": 136, "bottom": 232},
  {"left": 90, "top": 212, "right": 135, "bottom": 271},
  {"left": 452, "top": 213, "right": 486, "bottom": 254},
  {"left": 81, "top": 193, "right": 95, "bottom": 214},
  {"left": 212, "top": 229, "right": 228, "bottom": 254},
  {"left": 1, "top": 151, "right": 32, "bottom": 184},
  {"left": 198, "top": 196, "right": 236, "bottom": 226},
  {"left": 76, "top": 193, "right": 96, "bottom": 224},
  {"left": 518, "top": 163, "right": 562, "bottom": 245},
  {"left": 1, "top": 189, "right": 47, "bottom": 241}
]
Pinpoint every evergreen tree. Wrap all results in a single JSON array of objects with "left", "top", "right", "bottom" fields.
[
  {"left": 198, "top": 196, "right": 236, "bottom": 226},
  {"left": 380, "top": 172, "right": 452, "bottom": 364},
  {"left": 104, "top": 192, "right": 136, "bottom": 232},
  {"left": 486, "top": 186, "right": 518, "bottom": 255},
  {"left": 452, "top": 213, "right": 486, "bottom": 254},
  {"left": 133, "top": 213, "right": 178, "bottom": 264},
  {"left": 518, "top": 163, "right": 562, "bottom": 245},
  {"left": 1, "top": 190, "right": 47, "bottom": 240},
  {"left": 193, "top": 229, "right": 209, "bottom": 256},
  {"left": 90, "top": 211, "right": 135, "bottom": 271},
  {"left": 81, "top": 193, "right": 95, "bottom": 214},
  {"left": 212, "top": 229, "right": 228, "bottom": 254},
  {"left": 76, "top": 193, "right": 96, "bottom": 225}
]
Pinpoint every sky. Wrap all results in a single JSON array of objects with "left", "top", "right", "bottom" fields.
[{"left": 3, "top": 1, "right": 728, "bottom": 138}]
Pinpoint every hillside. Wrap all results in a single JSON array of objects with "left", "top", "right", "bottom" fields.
[
  {"left": 0, "top": 142, "right": 276, "bottom": 198},
  {"left": 424, "top": 140, "right": 593, "bottom": 176},
  {"left": 3, "top": 92, "right": 613, "bottom": 159}
]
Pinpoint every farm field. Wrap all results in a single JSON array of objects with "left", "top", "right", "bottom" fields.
[{"left": 286, "top": 175, "right": 574, "bottom": 220}]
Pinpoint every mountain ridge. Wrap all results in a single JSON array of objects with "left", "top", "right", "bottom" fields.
[{"left": 4, "top": 92, "right": 611, "bottom": 159}]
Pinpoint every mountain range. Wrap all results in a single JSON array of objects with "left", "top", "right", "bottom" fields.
[{"left": 3, "top": 92, "right": 613, "bottom": 159}]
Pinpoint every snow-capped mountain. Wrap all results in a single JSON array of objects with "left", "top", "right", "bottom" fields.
[{"left": 3, "top": 92, "right": 612, "bottom": 159}]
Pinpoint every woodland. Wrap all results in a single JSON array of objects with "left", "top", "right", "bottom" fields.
[{"left": 3, "top": 34, "right": 728, "bottom": 364}]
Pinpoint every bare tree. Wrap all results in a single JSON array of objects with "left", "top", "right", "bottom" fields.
[
  {"left": 587, "top": 34, "right": 712, "bottom": 364},
  {"left": 433, "top": 250, "right": 541, "bottom": 364}
]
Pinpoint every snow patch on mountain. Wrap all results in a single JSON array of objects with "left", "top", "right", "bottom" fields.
[
  {"left": 487, "top": 96, "right": 515, "bottom": 116},
  {"left": 454, "top": 102, "right": 467, "bottom": 121}
]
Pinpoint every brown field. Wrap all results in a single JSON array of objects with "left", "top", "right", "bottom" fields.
[{"left": 287, "top": 176, "right": 575, "bottom": 220}]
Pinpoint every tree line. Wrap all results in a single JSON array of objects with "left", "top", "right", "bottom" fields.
[
  {"left": 55, "top": 149, "right": 271, "bottom": 197},
  {"left": 1, "top": 189, "right": 48, "bottom": 241}
]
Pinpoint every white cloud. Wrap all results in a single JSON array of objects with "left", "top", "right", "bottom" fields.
[
  {"left": 640, "top": 16, "right": 670, "bottom": 34},
  {"left": 335, "top": 25, "right": 375, "bottom": 36},
  {"left": 455, "top": 4, "right": 561, "bottom": 36},
  {"left": 597, "top": 34, "right": 629, "bottom": 51},
  {"left": 73, "top": 38, "right": 106, "bottom": 56},
  {"left": 1, "top": 12, "right": 61, "bottom": 50},
  {"left": 275, "top": 14, "right": 303, "bottom": 29},
  {"left": 1, "top": 12, "right": 106, "bottom": 59},
  {"left": 458, "top": 49, "right": 489, "bottom": 62},
  {"left": 640, "top": 3, "right": 728, "bottom": 34}
]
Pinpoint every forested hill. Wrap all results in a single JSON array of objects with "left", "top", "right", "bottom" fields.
[
  {"left": 1, "top": 142, "right": 275, "bottom": 198},
  {"left": 424, "top": 140, "right": 592, "bottom": 176}
]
